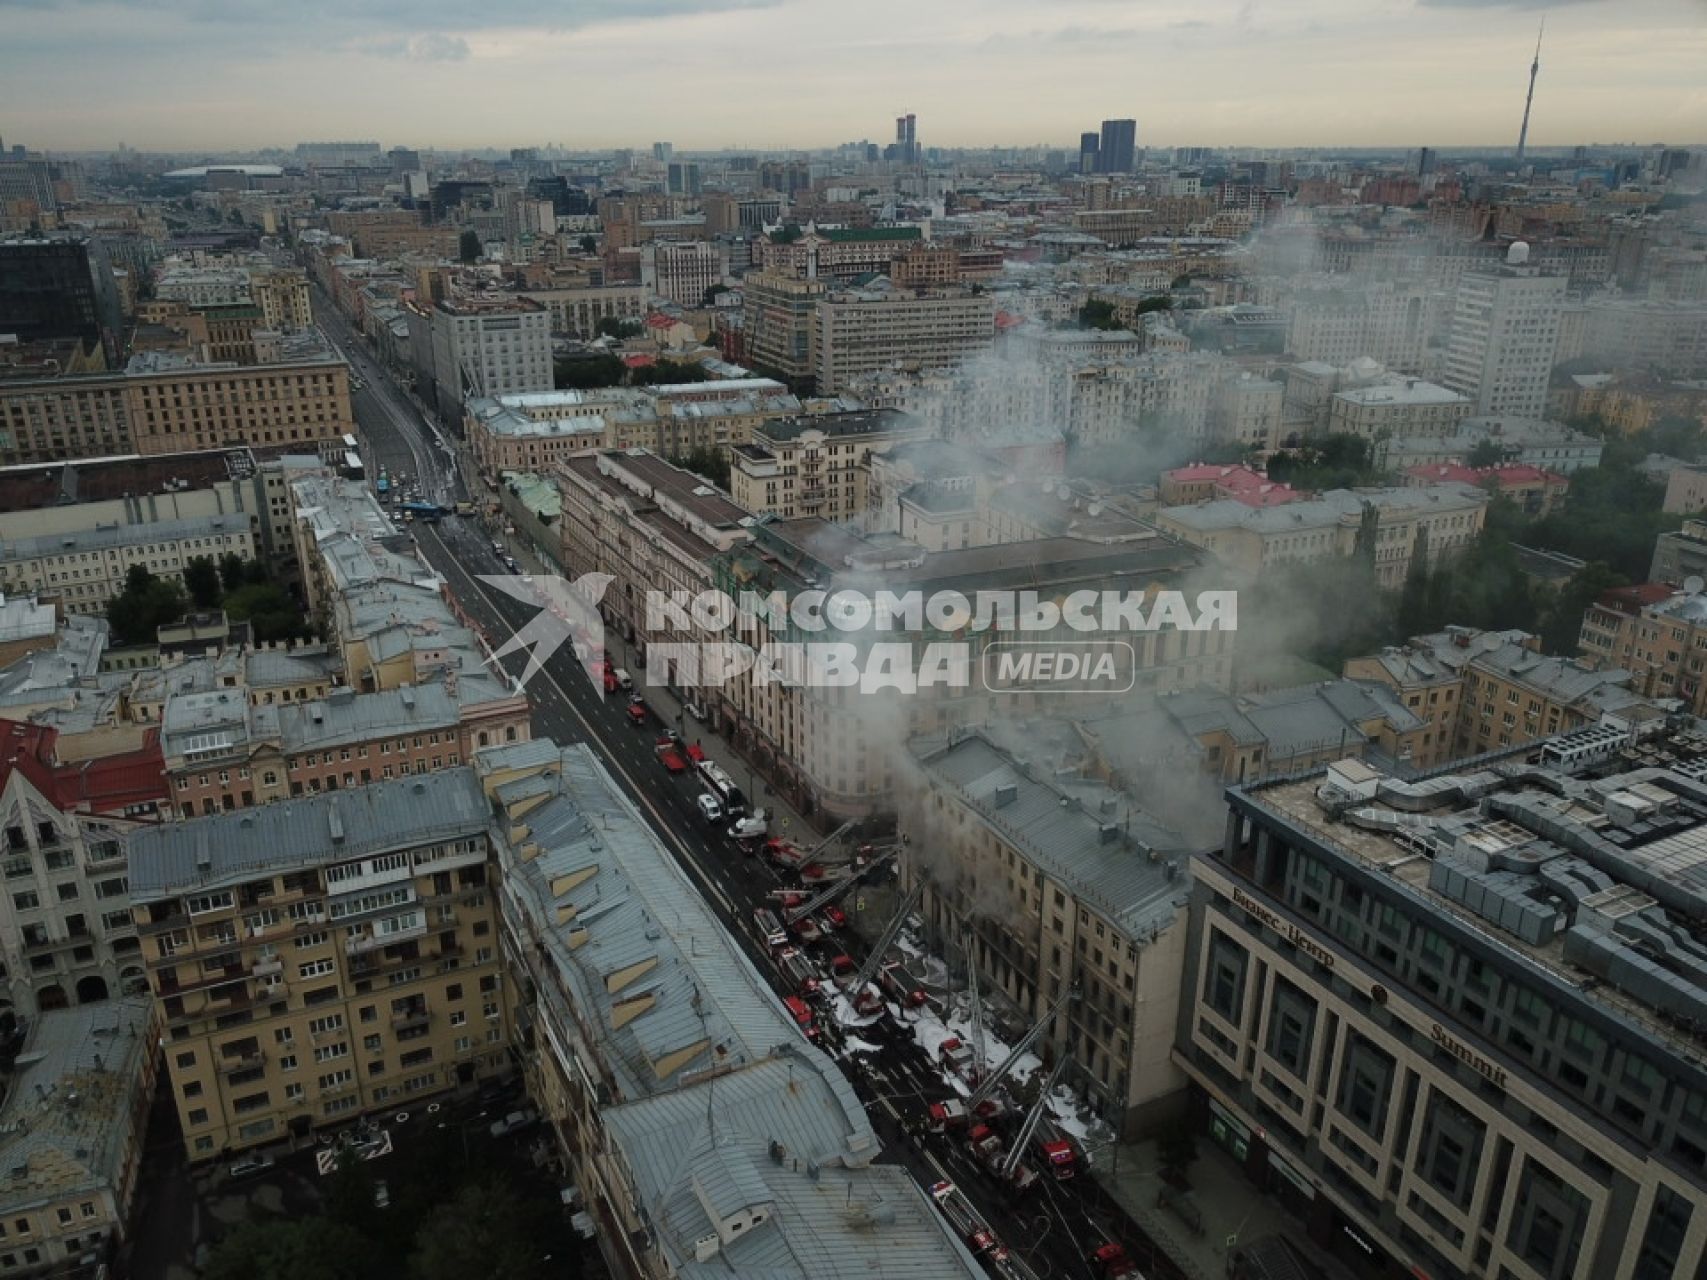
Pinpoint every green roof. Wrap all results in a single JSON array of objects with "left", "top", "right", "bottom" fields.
[{"left": 818, "top": 226, "right": 922, "bottom": 243}]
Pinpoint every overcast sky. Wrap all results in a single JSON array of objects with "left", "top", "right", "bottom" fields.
[{"left": 2, "top": 0, "right": 1703, "bottom": 154}]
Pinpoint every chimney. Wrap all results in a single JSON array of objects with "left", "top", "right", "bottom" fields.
[
  {"left": 1099, "top": 823, "right": 1120, "bottom": 845},
  {"left": 993, "top": 783, "right": 1018, "bottom": 808}
]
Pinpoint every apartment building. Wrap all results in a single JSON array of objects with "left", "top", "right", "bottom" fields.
[
  {"left": 1653, "top": 519, "right": 1707, "bottom": 586},
  {"left": 1442, "top": 251, "right": 1567, "bottom": 420},
  {"left": 1212, "top": 372, "right": 1284, "bottom": 452},
  {"left": 0, "top": 999, "right": 157, "bottom": 1279},
  {"left": 729, "top": 409, "right": 928, "bottom": 521},
  {"left": 741, "top": 271, "right": 825, "bottom": 383},
  {"left": 1281, "top": 279, "right": 1442, "bottom": 373},
  {"left": 128, "top": 769, "right": 511, "bottom": 1160},
  {"left": 0, "top": 513, "right": 257, "bottom": 615},
  {"left": 555, "top": 448, "right": 751, "bottom": 655},
  {"left": 638, "top": 240, "right": 726, "bottom": 306},
  {"left": 0, "top": 719, "right": 166, "bottom": 1014},
  {"left": 1181, "top": 742, "right": 1707, "bottom": 1280},
  {"left": 464, "top": 389, "right": 625, "bottom": 473},
  {"left": 1579, "top": 586, "right": 1707, "bottom": 715},
  {"left": 1346, "top": 626, "right": 1653, "bottom": 760},
  {"left": 481, "top": 740, "right": 985, "bottom": 1280},
  {"left": 1405, "top": 462, "right": 1569, "bottom": 518},
  {"left": 901, "top": 729, "right": 1193, "bottom": 1136},
  {"left": 248, "top": 269, "right": 314, "bottom": 332},
  {"left": 1155, "top": 485, "right": 1487, "bottom": 589},
  {"left": 705, "top": 516, "right": 1228, "bottom": 819},
  {"left": 813, "top": 285, "right": 995, "bottom": 394},
  {"left": 1327, "top": 379, "right": 1472, "bottom": 440},
  {"left": 154, "top": 268, "right": 251, "bottom": 310}
]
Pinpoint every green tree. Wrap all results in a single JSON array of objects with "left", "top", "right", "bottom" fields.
[
  {"left": 1396, "top": 525, "right": 1432, "bottom": 640},
  {"left": 1077, "top": 299, "right": 1120, "bottom": 330},
  {"left": 577, "top": 234, "right": 598, "bottom": 254},
  {"left": 203, "top": 1220, "right": 377, "bottom": 1280},
  {"left": 630, "top": 359, "right": 712, "bottom": 386},
  {"left": 1133, "top": 294, "right": 1173, "bottom": 316},
  {"left": 218, "top": 552, "right": 256, "bottom": 593},
  {"left": 594, "top": 316, "right": 641, "bottom": 340},
  {"left": 1466, "top": 439, "right": 1505, "bottom": 468},
  {"left": 409, "top": 1180, "right": 568, "bottom": 1280},
  {"left": 1170, "top": 272, "right": 1193, "bottom": 289},
  {"left": 666, "top": 444, "right": 731, "bottom": 489},
  {"left": 105, "top": 567, "right": 188, "bottom": 645},
  {"left": 458, "top": 230, "right": 481, "bottom": 264},
  {"left": 701, "top": 284, "right": 724, "bottom": 307},
  {"left": 183, "top": 555, "right": 223, "bottom": 610},
  {"left": 1538, "top": 561, "right": 1627, "bottom": 656},
  {"left": 771, "top": 223, "right": 803, "bottom": 244},
  {"left": 554, "top": 354, "right": 626, "bottom": 390},
  {"left": 224, "top": 582, "right": 306, "bottom": 643}
]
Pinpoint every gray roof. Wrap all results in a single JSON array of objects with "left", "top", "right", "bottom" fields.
[
  {"left": 0, "top": 999, "right": 153, "bottom": 1211},
  {"left": 245, "top": 647, "right": 337, "bottom": 689},
  {"left": 1160, "top": 483, "right": 1486, "bottom": 534},
  {"left": 0, "top": 513, "right": 253, "bottom": 562},
  {"left": 912, "top": 730, "right": 1191, "bottom": 937},
  {"left": 484, "top": 742, "right": 981, "bottom": 1279},
  {"left": 128, "top": 767, "right": 489, "bottom": 899},
  {"left": 277, "top": 684, "right": 459, "bottom": 753}
]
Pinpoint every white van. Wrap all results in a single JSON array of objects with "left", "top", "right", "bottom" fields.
[{"left": 613, "top": 669, "right": 634, "bottom": 692}]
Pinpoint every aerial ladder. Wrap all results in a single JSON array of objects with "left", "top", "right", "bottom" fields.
[
  {"left": 964, "top": 983, "right": 1077, "bottom": 1115},
  {"left": 964, "top": 929, "right": 987, "bottom": 1071},
  {"left": 998, "top": 1057, "right": 1069, "bottom": 1184},
  {"left": 847, "top": 882, "right": 924, "bottom": 996},
  {"left": 783, "top": 851, "right": 895, "bottom": 925}
]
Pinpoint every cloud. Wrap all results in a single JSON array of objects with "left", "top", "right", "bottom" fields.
[
  {"left": 1414, "top": 0, "right": 1603, "bottom": 7},
  {"left": 356, "top": 31, "right": 471, "bottom": 60}
]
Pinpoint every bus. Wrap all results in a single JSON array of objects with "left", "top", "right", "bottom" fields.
[
  {"left": 376, "top": 473, "right": 390, "bottom": 497},
  {"left": 696, "top": 760, "right": 748, "bottom": 817}
]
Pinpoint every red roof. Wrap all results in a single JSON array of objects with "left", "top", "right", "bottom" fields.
[
  {"left": 620, "top": 353, "right": 657, "bottom": 369},
  {"left": 0, "top": 719, "right": 168, "bottom": 816},
  {"left": 1164, "top": 463, "right": 1255, "bottom": 484},
  {"left": 1233, "top": 484, "right": 1303, "bottom": 508},
  {"left": 1596, "top": 583, "right": 1680, "bottom": 615},
  {"left": 644, "top": 312, "right": 677, "bottom": 330},
  {"left": 994, "top": 310, "right": 1025, "bottom": 330}
]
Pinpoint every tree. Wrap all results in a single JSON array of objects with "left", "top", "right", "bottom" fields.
[
  {"left": 458, "top": 230, "right": 481, "bottom": 264},
  {"left": 666, "top": 444, "right": 731, "bottom": 489},
  {"left": 202, "top": 1219, "right": 377, "bottom": 1280},
  {"left": 701, "top": 284, "right": 724, "bottom": 308},
  {"left": 630, "top": 359, "right": 712, "bottom": 386},
  {"left": 1538, "top": 561, "right": 1627, "bottom": 656},
  {"left": 183, "top": 555, "right": 223, "bottom": 610},
  {"left": 1156, "top": 1116, "right": 1200, "bottom": 1185},
  {"left": 554, "top": 354, "right": 626, "bottom": 391},
  {"left": 1170, "top": 273, "right": 1193, "bottom": 289},
  {"left": 594, "top": 316, "right": 641, "bottom": 340},
  {"left": 409, "top": 1180, "right": 570, "bottom": 1280},
  {"left": 1077, "top": 299, "right": 1120, "bottom": 331},
  {"left": 224, "top": 582, "right": 307, "bottom": 643},
  {"left": 771, "top": 223, "right": 803, "bottom": 244},
  {"left": 105, "top": 567, "right": 188, "bottom": 646},
  {"left": 1466, "top": 439, "right": 1505, "bottom": 468},
  {"left": 219, "top": 552, "right": 251, "bottom": 593},
  {"left": 577, "top": 234, "right": 598, "bottom": 254},
  {"left": 1133, "top": 294, "right": 1173, "bottom": 316}
]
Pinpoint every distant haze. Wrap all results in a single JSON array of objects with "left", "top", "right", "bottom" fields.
[{"left": 3, "top": 0, "right": 1704, "bottom": 152}]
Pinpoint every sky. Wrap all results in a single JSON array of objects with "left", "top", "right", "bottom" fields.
[{"left": 1, "top": 0, "right": 1704, "bottom": 154}]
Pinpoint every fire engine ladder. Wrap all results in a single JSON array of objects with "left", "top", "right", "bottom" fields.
[
  {"left": 998, "top": 1057, "right": 1069, "bottom": 1180},
  {"left": 800, "top": 819, "right": 856, "bottom": 860},
  {"left": 965, "top": 984, "right": 1078, "bottom": 1115},
  {"left": 782, "top": 851, "right": 896, "bottom": 925},
  {"left": 964, "top": 929, "right": 987, "bottom": 1069},
  {"left": 849, "top": 882, "right": 924, "bottom": 994}
]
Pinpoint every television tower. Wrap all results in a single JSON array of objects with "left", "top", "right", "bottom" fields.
[{"left": 1516, "top": 17, "right": 1544, "bottom": 163}]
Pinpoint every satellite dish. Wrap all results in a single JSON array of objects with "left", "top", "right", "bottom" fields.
[{"left": 1686, "top": 576, "right": 1704, "bottom": 595}]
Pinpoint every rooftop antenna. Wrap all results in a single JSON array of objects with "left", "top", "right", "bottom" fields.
[{"left": 1516, "top": 16, "right": 1544, "bottom": 164}]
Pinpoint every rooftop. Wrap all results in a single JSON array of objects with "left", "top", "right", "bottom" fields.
[
  {"left": 0, "top": 998, "right": 153, "bottom": 1210},
  {"left": 755, "top": 408, "right": 924, "bottom": 445},
  {"left": 1334, "top": 379, "right": 1468, "bottom": 409},
  {"left": 127, "top": 767, "right": 489, "bottom": 899},
  {"left": 0, "top": 513, "right": 253, "bottom": 563}
]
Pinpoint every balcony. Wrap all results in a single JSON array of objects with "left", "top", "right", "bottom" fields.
[
  {"left": 391, "top": 1007, "right": 431, "bottom": 1033},
  {"left": 21, "top": 932, "right": 58, "bottom": 954},
  {"left": 345, "top": 917, "right": 427, "bottom": 956},
  {"left": 221, "top": 1048, "right": 267, "bottom": 1075},
  {"left": 251, "top": 955, "right": 283, "bottom": 978},
  {"left": 138, "top": 910, "right": 189, "bottom": 936}
]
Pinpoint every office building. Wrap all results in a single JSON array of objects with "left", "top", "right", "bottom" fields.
[
  {"left": 422, "top": 296, "right": 552, "bottom": 424},
  {"left": 1328, "top": 380, "right": 1473, "bottom": 440},
  {"left": 128, "top": 769, "right": 511, "bottom": 1160},
  {"left": 1080, "top": 132, "right": 1101, "bottom": 174},
  {"left": 1180, "top": 737, "right": 1707, "bottom": 1280},
  {"left": 483, "top": 740, "right": 986, "bottom": 1279},
  {"left": 1443, "top": 246, "right": 1567, "bottom": 420},
  {"left": 639, "top": 240, "right": 726, "bottom": 306},
  {"left": 665, "top": 160, "right": 701, "bottom": 197},
  {"left": 0, "top": 999, "right": 157, "bottom": 1278},
  {"left": 741, "top": 271, "right": 826, "bottom": 383},
  {"left": 0, "top": 513, "right": 258, "bottom": 615},
  {"left": 0, "top": 237, "right": 121, "bottom": 354},
  {"left": 1098, "top": 119, "right": 1137, "bottom": 173},
  {"left": 812, "top": 284, "right": 995, "bottom": 394}
]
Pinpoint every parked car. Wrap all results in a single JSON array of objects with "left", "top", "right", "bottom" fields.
[
  {"left": 488, "top": 1108, "right": 539, "bottom": 1139},
  {"left": 229, "top": 1155, "right": 275, "bottom": 1179}
]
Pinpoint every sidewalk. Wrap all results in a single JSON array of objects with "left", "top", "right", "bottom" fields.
[{"left": 1094, "top": 1137, "right": 1363, "bottom": 1280}]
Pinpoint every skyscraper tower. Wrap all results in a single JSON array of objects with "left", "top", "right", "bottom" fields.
[{"left": 1516, "top": 19, "right": 1543, "bottom": 163}]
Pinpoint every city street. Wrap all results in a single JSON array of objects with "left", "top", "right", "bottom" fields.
[{"left": 312, "top": 286, "right": 1182, "bottom": 1280}]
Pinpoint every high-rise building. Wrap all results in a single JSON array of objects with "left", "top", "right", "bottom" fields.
[
  {"left": 1443, "top": 244, "right": 1566, "bottom": 419},
  {"left": 894, "top": 113, "right": 919, "bottom": 164},
  {"left": 812, "top": 285, "right": 996, "bottom": 395},
  {"left": 651, "top": 141, "right": 673, "bottom": 163},
  {"left": 1099, "top": 118, "right": 1137, "bottom": 173},
  {"left": 742, "top": 270, "right": 826, "bottom": 382},
  {"left": 1079, "top": 131, "right": 1101, "bottom": 174},
  {"left": 422, "top": 296, "right": 552, "bottom": 423},
  {"left": 665, "top": 159, "right": 702, "bottom": 196},
  {"left": 0, "top": 237, "right": 121, "bottom": 354}
]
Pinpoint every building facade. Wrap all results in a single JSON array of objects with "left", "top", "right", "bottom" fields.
[{"left": 1443, "top": 258, "right": 1566, "bottom": 420}]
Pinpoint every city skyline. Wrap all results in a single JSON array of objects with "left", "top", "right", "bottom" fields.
[{"left": 3, "top": 0, "right": 1704, "bottom": 153}]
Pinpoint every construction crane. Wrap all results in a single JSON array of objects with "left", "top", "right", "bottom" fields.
[
  {"left": 965, "top": 983, "right": 1077, "bottom": 1114},
  {"left": 848, "top": 882, "right": 923, "bottom": 996},
  {"left": 782, "top": 851, "right": 895, "bottom": 925},
  {"left": 998, "top": 1057, "right": 1069, "bottom": 1182},
  {"left": 964, "top": 929, "right": 986, "bottom": 1070}
]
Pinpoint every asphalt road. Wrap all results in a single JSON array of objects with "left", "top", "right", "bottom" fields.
[{"left": 311, "top": 285, "right": 1179, "bottom": 1280}]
